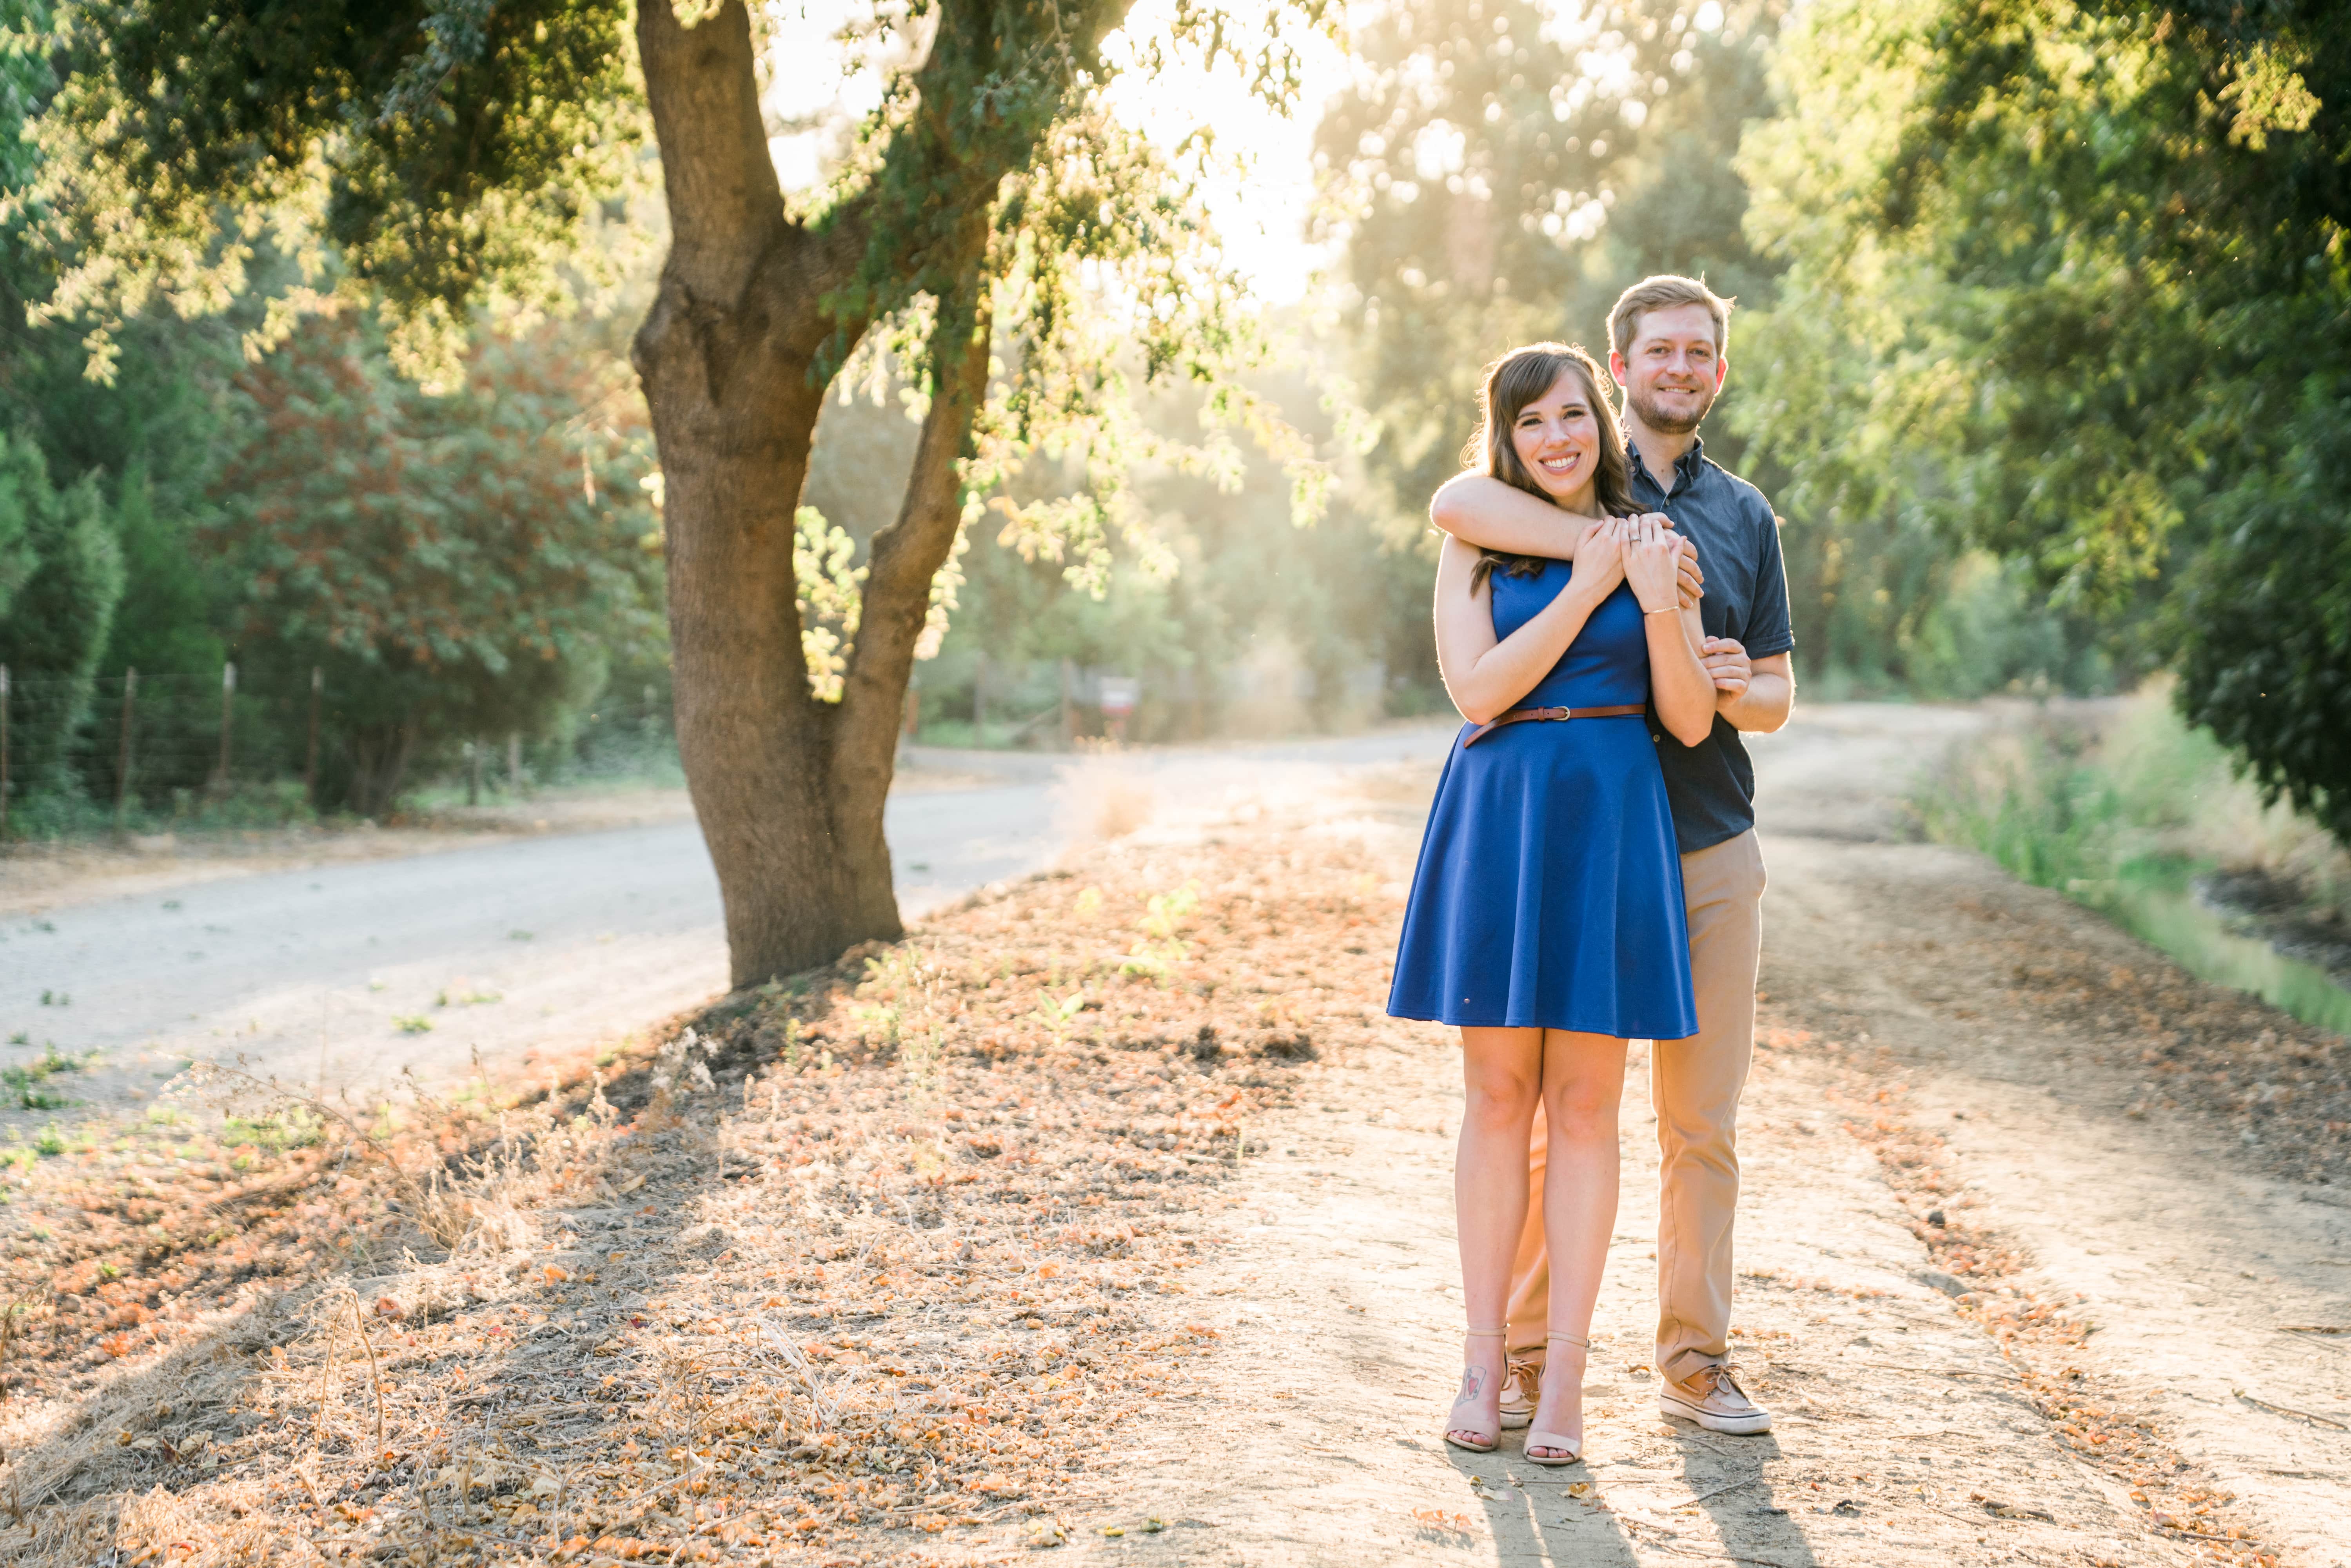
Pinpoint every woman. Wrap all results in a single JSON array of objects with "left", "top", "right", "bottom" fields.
[{"left": 1387, "top": 342, "right": 1717, "bottom": 1464}]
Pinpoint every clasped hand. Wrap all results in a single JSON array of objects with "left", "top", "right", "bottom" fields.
[{"left": 1577, "top": 514, "right": 1692, "bottom": 613}]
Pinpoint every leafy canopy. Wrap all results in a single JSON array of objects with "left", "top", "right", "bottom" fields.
[
  {"left": 25, "top": 0, "right": 1336, "bottom": 637},
  {"left": 1737, "top": 0, "right": 2351, "bottom": 837}
]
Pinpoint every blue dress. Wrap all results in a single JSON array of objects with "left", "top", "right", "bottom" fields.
[{"left": 1387, "top": 559, "right": 1698, "bottom": 1039}]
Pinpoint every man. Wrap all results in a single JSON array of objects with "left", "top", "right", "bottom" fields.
[{"left": 1426, "top": 274, "right": 1795, "bottom": 1436}]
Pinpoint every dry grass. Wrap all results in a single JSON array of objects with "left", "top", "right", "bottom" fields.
[
  {"left": 0, "top": 815, "right": 1403, "bottom": 1566},
  {"left": 1048, "top": 758, "right": 1157, "bottom": 843},
  {"left": 1977, "top": 898, "right": 2351, "bottom": 1185}
]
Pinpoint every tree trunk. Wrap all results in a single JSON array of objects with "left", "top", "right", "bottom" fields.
[
  {"left": 633, "top": 0, "right": 1109, "bottom": 987},
  {"left": 633, "top": 2, "right": 1000, "bottom": 987}
]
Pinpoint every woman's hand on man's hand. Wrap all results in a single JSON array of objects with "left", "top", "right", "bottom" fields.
[
  {"left": 1576, "top": 516, "right": 1628, "bottom": 590},
  {"left": 1628, "top": 511, "right": 1705, "bottom": 608},
  {"left": 1622, "top": 515, "right": 1685, "bottom": 613}
]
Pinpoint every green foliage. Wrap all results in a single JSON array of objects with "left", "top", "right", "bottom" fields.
[
  {"left": 1739, "top": 0, "right": 2351, "bottom": 834},
  {"left": 210, "top": 310, "right": 664, "bottom": 813},
  {"left": 918, "top": 357, "right": 1429, "bottom": 733},
  {"left": 1316, "top": 0, "right": 1784, "bottom": 543},
  {"left": 1912, "top": 687, "right": 2351, "bottom": 1031},
  {"left": 2173, "top": 437, "right": 2351, "bottom": 842},
  {"left": 0, "top": 431, "right": 124, "bottom": 783},
  {"left": 27, "top": 0, "right": 646, "bottom": 382},
  {"left": 1, "top": 1045, "right": 88, "bottom": 1110},
  {"left": 221, "top": 1105, "right": 324, "bottom": 1151}
]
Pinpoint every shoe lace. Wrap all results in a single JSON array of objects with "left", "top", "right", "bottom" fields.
[{"left": 1699, "top": 1365, "right": 1751, "bottom": 1405}]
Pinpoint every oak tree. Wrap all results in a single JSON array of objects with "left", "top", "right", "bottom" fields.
[{"left": 29, "top": 0, "right": 1321, "bottom": 979}]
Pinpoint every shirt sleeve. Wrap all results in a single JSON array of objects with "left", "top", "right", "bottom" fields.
[{"left": 1742, "top": 499, "right": 1795, "bottom": 659}]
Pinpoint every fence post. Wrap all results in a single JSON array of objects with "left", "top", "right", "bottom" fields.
[
  {"left": 304, "top": 665, "right": 322, "bottom": 805},
  {"left": 507, "top": 730, "right": 521, "bottom": 795},
  {"left": 0, "top": 664, "right": 10, "bottom": 840},
  {"left": 467, "top": 739, "right": 481, "bottom": 806},
  {"left": 973, "top": 653, "right": 988, "bottom": 747},
  {"left": 216, "top": 661, "right": 236, "bottom": 791},
  {"left": 115, "top": 668, "right": 137, "bottom": 835}
]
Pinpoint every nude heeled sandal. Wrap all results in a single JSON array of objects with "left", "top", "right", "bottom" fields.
[
  {"left": 1523, "top": 1332, "right": 1589, "bottom": 1466},
  {"left": 1443, "top": 1327, "right": 1509, "bottom": 1454}
]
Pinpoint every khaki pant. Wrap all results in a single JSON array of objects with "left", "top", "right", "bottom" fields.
[{"left": 1506, "top": 829, "right": 1766, "bottom": 1383}]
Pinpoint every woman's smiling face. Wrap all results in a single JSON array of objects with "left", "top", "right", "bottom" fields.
[{"left": 1509, "top": 368, "right": 1602, "bottom": 509}]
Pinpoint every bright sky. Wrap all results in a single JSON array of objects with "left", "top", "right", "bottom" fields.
[{"left": 760, "top": 0, "right": 1347, "bottom": 303}]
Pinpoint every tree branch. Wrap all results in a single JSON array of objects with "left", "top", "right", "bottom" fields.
[
  {"left": 834, "top": 225, "right": 993, "bottom": 800},
  {"left": 636, "top": 1, "right": 793, "bottom": 304}
]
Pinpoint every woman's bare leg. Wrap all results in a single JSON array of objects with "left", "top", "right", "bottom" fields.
[
  {"left": 1529, "top": 1028, "right": 1629, "bottom": 1458},
  {"left": 1451, "top": 1025, "right": 1545, "bottom": 1448}
]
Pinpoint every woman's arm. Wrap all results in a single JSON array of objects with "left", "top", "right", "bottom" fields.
[
  {"left": 1624, "top": 519, "right": 1719, "bottom": 747},
  {"left": 1433, "top": 527, "right": 1623, "bottom": 724}
]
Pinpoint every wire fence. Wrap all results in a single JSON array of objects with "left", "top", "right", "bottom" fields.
[
  {"left": 0, "top": 664, "right": 315, "bottom": 837},
  {"left": 0, "top": 662, "right": 686, "bottom": 839},
  {"left": 918, "top": 656, "right": 1392, "bottom": 746},
  {"left": 0, "top": 651, "right": 1397, "bottom": 838}
]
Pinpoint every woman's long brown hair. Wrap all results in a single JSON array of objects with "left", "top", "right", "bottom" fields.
[{"left": 1460, "top": 343, "right": 1632, "bottom": 591}]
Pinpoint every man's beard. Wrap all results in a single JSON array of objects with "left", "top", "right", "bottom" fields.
[{"left": 1628, "top": 383, "right": 1714, "bottom": 436}]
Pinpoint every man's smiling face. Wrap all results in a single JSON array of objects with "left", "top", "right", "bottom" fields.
[{"left": 1611, "top": 302, "right": 1727, "bottom": 437}]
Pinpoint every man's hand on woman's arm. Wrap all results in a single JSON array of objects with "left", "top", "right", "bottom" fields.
[
  {"left": 1696, "top": 640, "right": 1794, "bottom": 733},
  {"left": 1429, "top": 476, "right": 1704, "bottom": 603}
]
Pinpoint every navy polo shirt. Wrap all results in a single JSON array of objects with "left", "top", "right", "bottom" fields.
[{"left": 1628, "top": 437, "right": 1795, "bottom": 854}]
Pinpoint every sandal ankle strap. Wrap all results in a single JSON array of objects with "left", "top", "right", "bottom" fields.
[
  {"left": 1465, "top": 1326, "right": 1508, "bottom": 1337},
  {"left": 1546, "top": 1332, "right": 1591, "bottom": 1349}
]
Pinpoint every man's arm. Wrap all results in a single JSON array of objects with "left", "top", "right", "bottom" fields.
[
  {"left": 1697, "top": 642, "right": 1794, "bottom": 733},
  {"left": 1430, "top": 472, "right": 1598, "bottom": 554},
  {"left": 1431, "top": 473, "right": 1704, "bottom": 603}
]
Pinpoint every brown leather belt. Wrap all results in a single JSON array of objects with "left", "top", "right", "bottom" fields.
[{"left": 1461, "top": 703, "right": 1647, "bottom": 748}]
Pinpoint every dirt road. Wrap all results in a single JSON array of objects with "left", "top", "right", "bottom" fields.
[
  {"left": 0, "top": 730, "right": 1455, "bottom": 1123},
  {"left": 7, "top": 704, "right": 2344, "bottom": 1568},
  {"left": 1062, "top": 704, "right": 2346, "bottom": 1567}
]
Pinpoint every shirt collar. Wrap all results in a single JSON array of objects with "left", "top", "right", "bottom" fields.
[{"left": 1627, "top": 435, "right": 1707, "bottom": 492}]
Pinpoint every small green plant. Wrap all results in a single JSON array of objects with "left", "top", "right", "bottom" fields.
[
  {"left": 38, "top": 989, "right": 68, "bottom": 1006},
  {"left": 508, "top": 929, "right": 535, "bottom": 941},
  {"left": 901, "top": 1026, "right": 944, "bottom": 1096},
  {"left": 853, "top": 999, "right": 903, "bottom": 1049},
  {"left": 1031, "top": 987, "right": 1087, "bottom": 1048},
  {"left": 32, "top": 1124, "right": 65, "bottom": 1157},
  {"left": 5, "top": 1031, "right": 26, "bottom": 1046},
  {"left": 97, "top": 1261, "right": 119, "bottom": 1281},
  {"left": 2, "top": 1048, "right": 89, "bottom": 1109},
  {"left": 780, "top": 1018, "right": 804, "bottom": 1073},
  {"left": 393, "top": 1014, "right": 434, "bottom": 1034},
  {"left": 222, "top": 1106, "right": 325, "bottom": 1153},
  {"left": 1123, "top": 882, "right": 1200, "bottom": 976}
]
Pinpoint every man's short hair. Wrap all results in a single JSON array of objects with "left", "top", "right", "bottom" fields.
[{"left": 1608, "top": 275, "right": 1735, "bottom": 360}]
